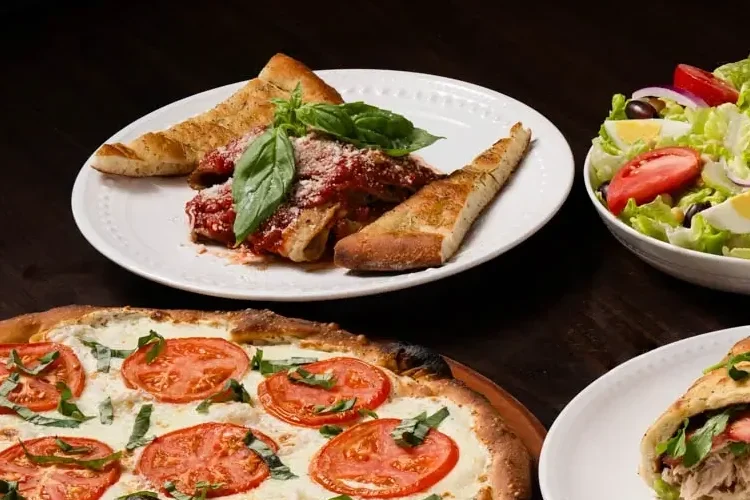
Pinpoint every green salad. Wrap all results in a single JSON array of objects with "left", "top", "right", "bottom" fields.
[{"left": 590, "top": 54, "right": 750, "bottom": 258}]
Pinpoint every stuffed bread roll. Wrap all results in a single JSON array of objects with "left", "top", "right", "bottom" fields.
[{"left": 641, "top": 337, "right": 750, "bottom": 500}]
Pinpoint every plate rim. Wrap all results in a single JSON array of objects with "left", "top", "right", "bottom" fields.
[
  {"left": 71, "top": 69, "right": 575, "bottom": 301},
  {"left": 538, "top": 324, "right": 750, "bottom": 499}
]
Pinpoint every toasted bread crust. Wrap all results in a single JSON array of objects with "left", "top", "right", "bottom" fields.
[
  {"left": 0, "top": 305, "right": 532, "bottom": 500},
  {"left": 90, "top": 53, "right": 343, "bottom": 177},
  {"left": 333, "top": 123, "right": 532, "bottom": 271}
]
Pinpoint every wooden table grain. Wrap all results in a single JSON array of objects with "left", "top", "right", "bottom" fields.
[{"left": 2, "top": 1, "right": 750, "bottom": 495}]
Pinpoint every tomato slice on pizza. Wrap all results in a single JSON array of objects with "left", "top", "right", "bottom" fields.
[
  {"left": 310, "top": 418, "right": 459, "bottom": 498},
  {"left": 137, "top": 423, "right": 278, "bottom": 497},
  {"left": 121, "top": 338, "right": 249, "bottom": 403},
  {"left": 0, "top": 343, "right": 84, "bottom": 412},
  {"left": 0, "top": 436, "right": 120, "bottom": 500},
  {"left": 258, "top": 357, "right": 391, "bottom": 427}
]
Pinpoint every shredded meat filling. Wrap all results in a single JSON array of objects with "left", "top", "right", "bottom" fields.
[{"left": 663, "top": 449, "right": 750, "bottom": 500}]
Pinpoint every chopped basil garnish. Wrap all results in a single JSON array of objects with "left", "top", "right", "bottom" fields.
[
  {"left": 55, "top": 438, "right": 91, "bottom": 454},
  {"left": 56, "top": 382, "right": 93, "bottom": 422},
  {"left": 358, "top": 408, "right": 378, "bottom": 419},
  {"left": 0, "top": 479, "right": 25, "bottom": 500},
  {"left": 164, "top": 481, "right": 222, "bottom": 500},
  {"left": 319, "top": 425, "right": 344, "bottom": 438},
  {"left": 126, "top": 404, "right": 154, "bottom": 450},
  {"left": 196, "top": 379, "right": 253, "bottom": 413},
  {"left": 655, "top": 419, "right": 687, "bottom": 458},
  {"left": 115, "top": 492, "right": 158, "bottom": 500},
  {"left": 730, "top": 442, "right": 750, "bottom": 456},
  {"left": 0, "top": 372, "right": 20, "bottom": 397},
  {"left": 80, "top": 339, "right": 134, "bottom": 373},
  {"left": 314, "top": 398, "right": 356, "bottom": 415},
  {"left": 99, "top": 397, "right": 113, "bottom": 425},
  {"left": 20, "top": 441, "right": 121, "bottom": 470},
  {"left": 391, "top": 407, "right": 450, "bottom": 448},
  {"left": 250, "top": 349, "right": 318, "bottom": 376},
  {"left": 0, "top": 385, "right": 81, "bottom": 428},
  {"left": 6, "top": 349, "right": 59, "bottom": 376},
  {"left": 137, "top": 330, "right": 165, "bottom": 364},
  {"left": 327, "top": 496, "right": 354, "bottom": 500},
  {"left": 287, "top": 366, "right": 335, "bottom": 389},
  {"left": 243, "top": 430, "right": 297, "bottom": 480},
  {"left": 420, "top": 496, "right": 441, "bottom": 500}
]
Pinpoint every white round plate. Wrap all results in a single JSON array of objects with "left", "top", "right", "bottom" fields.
[
  {"left": 539, "top": 325, "right": 750, "bottom": 500},
  {"left": 72, "top": 69, "right": 574, "bottom": 301}
]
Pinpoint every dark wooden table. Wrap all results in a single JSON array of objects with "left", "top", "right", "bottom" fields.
[{"left": 2, "top": 0, "right": 749, "bottom": 491}]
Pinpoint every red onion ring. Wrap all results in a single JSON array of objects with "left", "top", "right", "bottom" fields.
[{"left": 631, "top": 86, "right": 708, "bottom": 108}]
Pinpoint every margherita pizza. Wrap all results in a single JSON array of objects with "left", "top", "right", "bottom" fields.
[{"left": 0, "top": 306, "right": 532, "bottom": 500}]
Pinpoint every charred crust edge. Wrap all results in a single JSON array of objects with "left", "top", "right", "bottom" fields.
[{"left": 383, "top": 341, "right": 453, "bottom": 379}]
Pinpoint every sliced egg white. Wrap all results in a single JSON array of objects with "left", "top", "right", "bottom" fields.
[
  {"left": 701, "top": 191, "right": 750, "bottom": 233},
  {"left": 603, "top": 119, "right": 691, "bottom": 151}
]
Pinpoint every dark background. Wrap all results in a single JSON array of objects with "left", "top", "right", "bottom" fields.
[{"left": 1, "top": 0, "right": 749, "bottom": 465}]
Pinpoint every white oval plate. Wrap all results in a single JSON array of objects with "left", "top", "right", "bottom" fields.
[
  {"left": 71, "top": 69, "right": 574, "bottom": 301},
  {"left": 539, "top": 326, "right": 750, "bottom": 500}
]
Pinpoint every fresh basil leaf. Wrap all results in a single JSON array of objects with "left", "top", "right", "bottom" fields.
[
  {"left": 420, "top": 496, "right": 441, "bottom": 500},
  {"left": 319, "top": 425, "right": 344, "bottom": 438},
  {"left": 704, "top": 352, "right": 750, "bottom": 381},
  {"left": 20, "top": 441, "right": 121, "bottom": 471},
  {"left": 684, "top": 411, "right": 732, "bottom": 467},
  {"left": 164, "top": 481, "right": 222, "bottom": 500},
  {"left": 232, "top": 127, "right": 296, "bottom": 244},
  {"left": 80, "top": 339, "right": 134, "bottom": 373},
  {"left": 6, "top": 349, "right": 59, "bottom": 376},
  {"left": 56, "top": 382, "right": 93, "bottom": 422},
  {"left": 287, "top": 366, "right": 336, "bottom": 389},
  {"left": 314, "top": 398, "right": 356, "bottom": 415},
  {"left": 243, "top": 430, "right": 297, "bottom": 480},
  {"left": 730, "top": 442, "right": 750, "bottom": 456},
  {"left": 115, "top": 492, "right": 158, "bottom": 500},
  {"left": 55, "top": 438, "right": 91, "bottom": 454},
  {"left": 99, "top": 397, "right": 113, "bottom": 425},
  {"left": 0, "top": 394, "right": 80, "bottom": 427},
  {"left": 382, "top": 128, "right": 443, "bottom": 156},
  {"left": 296, "top": 104, "right": 357, "bottom": 140},
  {"left": 0, "top": 373, "right": 20, "bottom": 397},
  {"left": 0, "top": 479, "right": 25, "bottom": 500},
  {"left": 126, "top": 404, "right": 154, "bottom": 450},
  {"left": 196, "top": 379, "right": 252, "bottom": 413},
  {"left": 250, "top": 349, "right": 317, "bottom": 376},
  {"left": 136, "top": 331, "right": 165, "bottom": 365},
  {"left": 391, "top": 407, "right": 450, "bottom": 448},
  {"left": 327, "top": 496, "right": 353, "bottom": 500},
  {"left": 655, "top": 419, "right": 687, "bottom": 458},
  {"left": 270, "top": 83, "right": 306, "bottom": 136},
  {"left": 359, "top": 408, "right": 378, "bottom": 419}
]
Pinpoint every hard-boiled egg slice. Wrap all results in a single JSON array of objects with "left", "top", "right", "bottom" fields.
[
  {"left": 701, "top": 191, "right": 750, "bottom": 233},
  {"left": 603, "top": 119, "right": 691, "bottom": 151}
]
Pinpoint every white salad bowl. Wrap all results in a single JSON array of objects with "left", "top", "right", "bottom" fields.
[{"left": 584, "top": 147, "right": 750, "bottom": 294}]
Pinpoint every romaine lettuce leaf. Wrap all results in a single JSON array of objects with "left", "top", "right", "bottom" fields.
[
  {"left": 653, "top": 478, "right": 680, "bottom": 500},
  {"left": 739, "top": 82, "right": 750, "bottom": 113},
  {"left": 659, "top": 99, "right": 688, "bottom": 122},
  {"left": 596, "top": 94, "right": 629, "bottom": 156},
  {"left": 724, "top": 247, "right": 750, "bottom": 259},
  {"left": 666, "top": 215, "right": 730, "bottom": 254},
  {"left": 676, "top": 187, "right": 726, "bottom": 209},
  {"left": 620, "top": 196, "right": 679, "bottom": 241},
  {"left": 714, "top": 54, "right": 750, "bottom": 90}
]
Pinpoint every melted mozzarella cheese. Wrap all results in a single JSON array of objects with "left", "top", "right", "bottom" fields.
[{"left": 1, "top": 315, "right": 491, "bottom": 499}]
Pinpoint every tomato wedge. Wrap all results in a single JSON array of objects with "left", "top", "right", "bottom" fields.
[
  {"left": 258, "top": 357, "right": 391, "bottom": 427},
  {"left": 0, "top": 343, "right": 84, "bottom": 413},
  {"left": 310, "top": 418, "right": 459, "bottom": 498},
  {"left": 0, "top": 437, "right": 120, "bottom": 500},
  {"left": 674, "top": 64, "right": 739, "bottom": 107},
  {"left": 121, "top": 337, "right": 249, "bottom": 403},
  {"left": 137, "top": 423, "right": 276, "bottom": 497},
  {"left": 606, "top": 147, "right": 701, "bottom": 216}
]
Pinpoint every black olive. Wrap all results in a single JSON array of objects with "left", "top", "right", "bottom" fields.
[
  {"left": 683, "top": 201, "right": 711, "bottom": 228},
  {"left": 625, "top": 100, "right": 658, "bottom": 120},
  {"left": 597, "top": 181, "right": 610, "bottom": 201}
]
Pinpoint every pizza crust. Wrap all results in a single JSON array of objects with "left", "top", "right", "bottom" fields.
[{"left": 0, "top": 306, "right": 532, "bottom": 500}]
